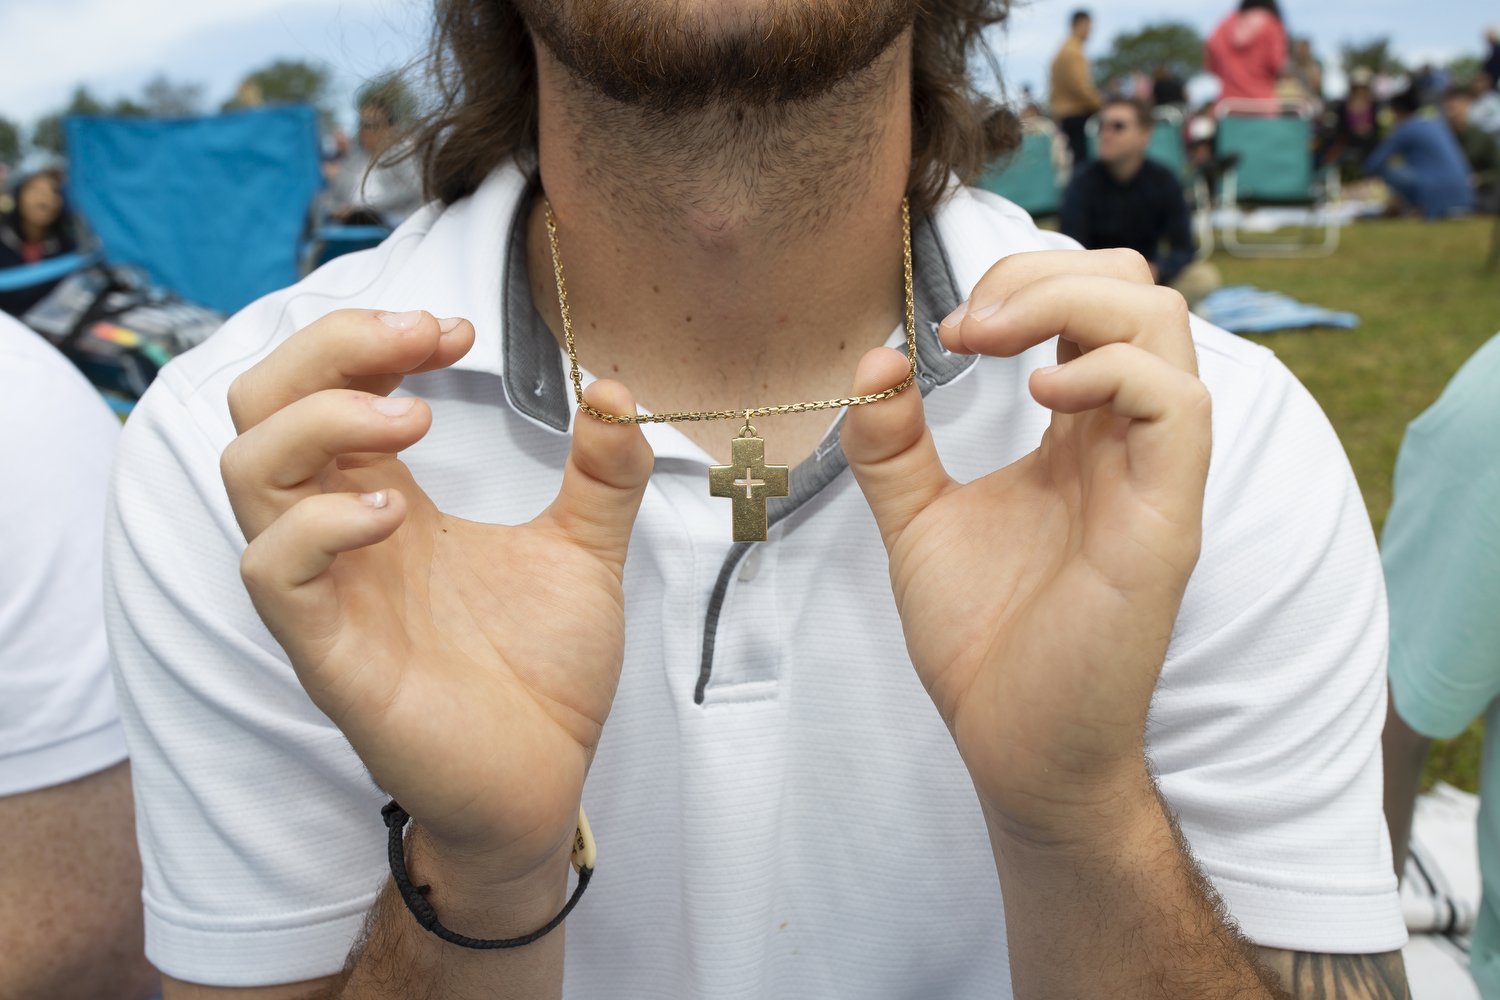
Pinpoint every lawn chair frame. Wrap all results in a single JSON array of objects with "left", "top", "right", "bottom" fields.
[{"left": 1214, "top": 99, "right": 1341, "bottom": 259}]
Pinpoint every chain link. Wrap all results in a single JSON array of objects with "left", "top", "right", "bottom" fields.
[{"left": 544, "top": 198, "right": 918, "bottom": 426}]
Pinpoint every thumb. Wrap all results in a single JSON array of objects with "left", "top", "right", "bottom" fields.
[
  {"left": 841, "top": 348, "right": 953, "bottom": 551},
  {"left": 544, "top": 379, "right": 654, "bottom": 567}
]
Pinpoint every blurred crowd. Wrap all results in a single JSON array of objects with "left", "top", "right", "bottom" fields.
[{"left": 1009, "top": 3, "right": 1500, "bottom": 307}]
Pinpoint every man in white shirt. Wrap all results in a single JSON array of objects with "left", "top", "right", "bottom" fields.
[
  {"left": 106, "top": 1, "right": 1408, "bottom": 997},
  {"left": 1, "top": 315, "right": 158, "bottom": 998}
]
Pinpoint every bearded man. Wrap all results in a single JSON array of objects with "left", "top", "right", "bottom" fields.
[{"left": 105, "top": 1, "right": 1409, "bottom": 997}]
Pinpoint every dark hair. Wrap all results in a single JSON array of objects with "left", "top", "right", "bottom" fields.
[
  {"left": 1070, "top": 9, "right": 1091, "bottom": 26},
  {"left": 1238, "top": 0, "right": 1282, "bottom": 19},
  {"left": 1389, "top": 87, "right": 1421, "bottom": 116},
  {"left": 1101, "top": 97, "right": 1152, "bottom": 128},
  {"left": 407, "top": 0, "right": 1020, "bottom": 216},
  {"left": 1443, "top": 84, "right": 1474, "bottom": 102}
]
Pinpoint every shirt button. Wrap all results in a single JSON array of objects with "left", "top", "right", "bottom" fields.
[{"left": 737, "top": 545, "right": 763, "bottom": 583}]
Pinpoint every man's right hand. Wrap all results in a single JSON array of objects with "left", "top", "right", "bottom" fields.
[{"left": 220, "top": 308, "right": 653, "bottom": 889}]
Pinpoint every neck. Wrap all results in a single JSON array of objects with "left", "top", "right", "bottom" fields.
[
  {"left": 527, "top": 33, "right": 914, "bottom": 408},
  {"left": 1106, "top": 155, "right": 1145, "bottom": 184},
  {"left": 19, "top": 219, "right": 45, "bottom": 243}
]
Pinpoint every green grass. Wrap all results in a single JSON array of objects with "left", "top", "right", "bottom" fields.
[{"left": 1215, "top": 218, "right": 1500, "bottom": 792}]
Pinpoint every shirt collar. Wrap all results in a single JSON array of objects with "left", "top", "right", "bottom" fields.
[{"left": 483, "top": 166, "right": 976, "bottom": 439}]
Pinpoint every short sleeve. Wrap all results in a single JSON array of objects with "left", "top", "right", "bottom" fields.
[
  {"left": 1146, "top": 331, "right": 1405, "bottom": 953},
  {"left": 0, "top": 318, "right": 126, "bottom": 796},
  {"left": 104, "top": 360, "right": 387, "bottom": 986},
  {"left": 1383, "top": 334, "right": 1500, "bottom": 740}
]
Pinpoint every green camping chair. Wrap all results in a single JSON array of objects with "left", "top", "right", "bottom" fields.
[
  {"left": 1213, "top": 99, "right": 1340, "bottom": 258},
  {"left": 977, "top": 131, "right": 1063, "bottom": 218}
]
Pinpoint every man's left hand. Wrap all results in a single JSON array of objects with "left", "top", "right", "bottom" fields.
[{"left": 842, "top": 248, "right": 1211, "bottom": 845}]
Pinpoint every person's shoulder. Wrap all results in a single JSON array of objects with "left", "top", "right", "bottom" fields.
[
  {"left": 945, "top": 181, "right": 1084, "bottom": 257},
  {"left": 1140, "top": 158, "right": 1180, "bottom": 184},
  {"left": 0, "top": 312, "right": 117, "bottom": 433},
  {"left": 1404, "top": 331, "right": 1500, "bottom": 454}
]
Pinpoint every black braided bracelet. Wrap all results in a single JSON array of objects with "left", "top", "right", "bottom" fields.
[{"left": 382, "top": 800, "right": 593, "bottom": 949}]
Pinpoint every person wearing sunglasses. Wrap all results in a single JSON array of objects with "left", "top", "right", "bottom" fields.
[{"left": 1060, "top": 97, "right": 1218, "bottom": 304}]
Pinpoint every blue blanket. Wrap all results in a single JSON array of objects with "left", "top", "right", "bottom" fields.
[{"left": 1196, "top": 284, "right": 1360, "bottom": 334}]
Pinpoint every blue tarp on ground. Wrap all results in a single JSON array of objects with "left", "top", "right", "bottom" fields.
[
  {"left": 64, "top": 106, "right": 323, "bottom": 314},
  {"left": 1197, "top": 284, "right": 1360, "bottom": 334}
]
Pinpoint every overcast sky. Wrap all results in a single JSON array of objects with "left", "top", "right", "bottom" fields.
[{"left": 2, "top": 0, "right": 1495, "bottom": 130}]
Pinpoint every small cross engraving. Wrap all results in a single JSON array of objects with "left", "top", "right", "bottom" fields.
[{"left": 709, "top": 433, "right": 790, "bottom": 542}]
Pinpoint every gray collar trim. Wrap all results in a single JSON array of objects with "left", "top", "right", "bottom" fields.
[{"left": 501, "top": 172, "right": 975, "bottom": 442}]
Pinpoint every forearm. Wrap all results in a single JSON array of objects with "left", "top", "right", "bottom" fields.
[
  {"left": 985, "top": 773, "right": 1282, "bottom": 1000},
  {"left": 1381, "top": 691, "right": 1431, "bottom": 880},
  {"left": 1, "top": 762, "right": 159, "bottom": 1000},
  {"left": 324, "top": 829, "right": 570, "bottom": 1000}
]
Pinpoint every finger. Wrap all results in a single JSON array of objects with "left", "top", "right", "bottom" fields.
[
  {"left": 937, "top": 246, "right": 1155, "bottom": 349},
  {"left": 228, "top": 309, "right": 475, "bottom": 433},
  {"left": 541, "top": 380, "right": 654, "bottom": 569},
  {"left": 240, "top": 489, "right": 409, "bottom": 664},
  {"left": 841, "top": 347, "right": 955, "bottom": 551},
  {"left": 946, "top": 276, "right": 1196, "bottom": 374},
  {"left": 1029, "top": 343, "right": 1212, "bottom": 499},
  {"left": 221, "top": 389, "right": 432, "bottom": 540}
]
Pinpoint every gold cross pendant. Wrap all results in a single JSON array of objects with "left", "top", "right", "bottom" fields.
[{"left": 708, "top": 418, "right": 790, "bottom": 543}]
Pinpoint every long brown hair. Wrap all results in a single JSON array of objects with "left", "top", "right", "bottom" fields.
[{"left": 407, "top": 0, "right": 1019, "bottom": 216}]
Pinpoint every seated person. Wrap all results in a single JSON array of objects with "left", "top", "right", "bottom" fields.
[
  {"left": 325, "top": 88, "right": 424, "bottom": 230},
  {"left": 1443, "top": 85, "right": 1500, "bottom": 210},
  {"left": 0, "top": 167, "right": 79, "bottom": 317},
  {"left": 0, "top": 313, "right": 158, "bottom": 998},
  {"left": 1060, "top": 97, "right": 1217, "bottom": 304},
  {"left": 1365, "top": 88, "right": 1475, "bottom": 219},
  {"left": 1469, "top": 72, "right": 1500, "bottom": 142},
  {"left": 1318, "top": 73, "right": 1381, "bottom": 174},
  {"left": 1383, "top": 331, "right": 1500, "bottom": 999}
]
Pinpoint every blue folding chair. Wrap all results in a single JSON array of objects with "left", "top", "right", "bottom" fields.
[
  {"left": 64, "top": 106, "right": 325, "bottom": 314},
  {"left": 977, "top": 131, "right": 1064, "bottom": 218},
  {"left": 1213, "top": 99, "right": 1340, "bottom": 258}
]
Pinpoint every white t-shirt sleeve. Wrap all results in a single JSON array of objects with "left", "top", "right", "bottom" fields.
[
  {"left": 1148, "top": 329, "right": 1405, "bottom": 954},
  {"left": 104, "top": 356, "right": 389, "bottom": 986},
  {"left": 0, "top": 317, "right": 126, "bottom": 796}
]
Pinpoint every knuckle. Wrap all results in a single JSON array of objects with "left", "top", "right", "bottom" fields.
[
  {"left": 226, "top": 374, "right": 254, "bottom": 431},
  {"left": 1107, "top": 247, "right": 1153, "bottom": 282},
  {"left": 219, "top": 437, "right": 248, "bottom": 493},
  {"left": 239, "top": 541, "right": 270, "bottom": 591}
]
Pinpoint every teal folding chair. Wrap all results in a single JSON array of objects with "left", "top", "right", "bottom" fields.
[
  {"left": 977, "top": 131, "right": 1063, "bottom": 219},
  {"left": 1213, "top": 99, "right": 1340, "bottom": 258}
]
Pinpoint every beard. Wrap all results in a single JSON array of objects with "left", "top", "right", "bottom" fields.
[{"left": 511, "top": 0, "right": 919, "bottom": 111}]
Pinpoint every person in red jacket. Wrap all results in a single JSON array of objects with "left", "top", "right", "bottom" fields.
[{"left": 1205, "top": 0, "right": 1288, "bottom": 104}]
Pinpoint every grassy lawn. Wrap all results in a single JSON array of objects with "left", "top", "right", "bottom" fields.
[{"left": 1215, "top": 218, "right": 1500, "bottom": 792}]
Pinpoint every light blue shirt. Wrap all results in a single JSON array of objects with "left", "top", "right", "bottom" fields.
[{"left": 1385, "top": 331, "right": 1500, "bottom": 997}]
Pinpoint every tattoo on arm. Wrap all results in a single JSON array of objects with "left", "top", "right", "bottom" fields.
[{"left": 1253, "top": 947, "right": 1411, "bottom": 1000}]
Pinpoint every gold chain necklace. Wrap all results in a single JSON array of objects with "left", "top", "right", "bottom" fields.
[{"left": 543, "top": 196, "right": 918, "bottom": 543}]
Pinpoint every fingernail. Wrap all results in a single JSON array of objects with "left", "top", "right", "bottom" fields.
[
  {"left": 968, "top": 301, "right": 1002, "bottom": 322},
  {"left": 1036, "top": 365, "right": 1062, "bottom": 376},
  {"left": 438, "top": 316, "right": 463, "bottom": 334},
  {"left": 370, "top": 395, "right": 416, "bottom": 416},
  {"left": 939, "top": 301, "right": 969, "bottom": 329},
  {"left": 378, "top": 310, "right": 423, "bottom": 330},
  {"left": 360, "top": 491, "right": 388, "bottom": 509}
]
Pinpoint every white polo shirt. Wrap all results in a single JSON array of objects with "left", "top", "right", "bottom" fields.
[
  {"left": 105, "top": 161, "right": 1405, "bottom": 993},
  {"left": 1, "top": 314, "right": 125, "bottom": 795}
]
